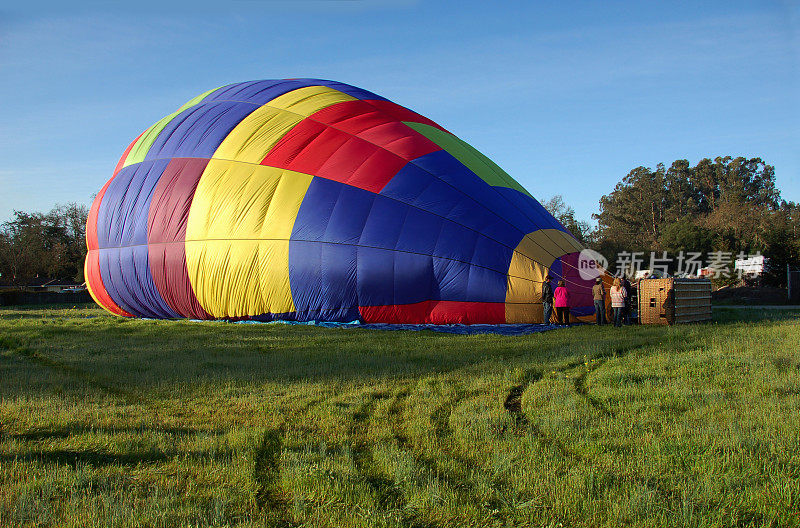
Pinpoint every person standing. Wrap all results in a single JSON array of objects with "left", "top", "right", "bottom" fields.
[
  {"left": 553, "top": 280, "right": 571, "bottom": 325},
  {"left": 541, "top": 275, "right": 554, "bottom": 324},
  {"left": 610, "top": 278, "right": 627, "bottom": 327},
  {"left": 622, "top": 276, "right": 633, "bottom": 325},
  {"left": 592, "top": 278, "right": 606, "bottom": 325}
]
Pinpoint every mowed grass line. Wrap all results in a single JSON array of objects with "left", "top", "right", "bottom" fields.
[{"left": 0, "top": 304, "right": 798, "bottom": 527}]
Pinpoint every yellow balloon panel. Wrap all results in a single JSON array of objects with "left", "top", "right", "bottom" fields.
[
  {"left": 185, "top": 159, "right": 313, "bottom": 317},
  {"left": 518, "top": 228, "right": 583, "bottom": 262},
  {"left": 504, "top": 228, "right": 582, "bottom": 323}
]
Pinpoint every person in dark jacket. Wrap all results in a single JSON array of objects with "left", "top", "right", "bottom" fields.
[
  {"left": 592, "top": 278, "right": 606, "bottom": 325},
  {"left": 541, "top": 275, "right": 554, "bottom": 324},
  {"left": 622, "top": 276, "right": 633, "bottom": 325}
]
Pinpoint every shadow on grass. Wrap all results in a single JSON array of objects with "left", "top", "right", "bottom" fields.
[
  {"left": 2, "top": 423, "right": 232, "bottom": 468},
  {"left": 0, "top": 321, "right": 593, "bottom": 395},
  {"left": 0, "top": 446, "right": 233, "bottom": 468},
  {"left": 0, "top": 305, "right": 797, "bottom": 399},
  {"left": 10, "top": 424, "right": 225, "bottom": 441},
  {"left": 253, "top": 427, "right": 288, "bottom": 513},
  {"left": 0, "top": 303, "right": 100, "bottom": 319},
  {"left": 712, "top": 307, "right": 800, "bottom": 324}
]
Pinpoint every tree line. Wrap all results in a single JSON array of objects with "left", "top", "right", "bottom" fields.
[
  {"left": 1, "top": 156, "right": 798, "bottom": 287},
  {"left": 545, "top": 156, "right": 799, "bottom": 285},
  {"left": 0, "top": 204, "right": 89, "bottom": 285}
]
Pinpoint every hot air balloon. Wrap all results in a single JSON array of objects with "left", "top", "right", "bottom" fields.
[{"left": 85, "top": 79, "right": 601, "bottom": 324}]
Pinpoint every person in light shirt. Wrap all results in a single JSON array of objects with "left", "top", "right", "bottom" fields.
[{"left": 609, "top": 277, "right": 627, "bottom": 328}]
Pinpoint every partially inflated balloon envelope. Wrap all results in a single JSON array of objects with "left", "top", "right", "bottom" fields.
[{"left": 85, "top": 79, "right": 601, "bottom": 324}]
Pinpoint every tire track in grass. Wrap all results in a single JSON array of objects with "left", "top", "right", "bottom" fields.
[
  {"left": 504, "top": 340, "right": 662, "bottom": 438},
  {"left": 503, "top": 356, "right": 589, "bottom": 462},
  {"left": 502, "top": 380, "right": 535, "bottom": 429},
  {"left": 10, "top": 342, "right": 313, "bottom": 526},
  {"left": 566, "top": 342, "right": 654, "bottom": 417},
  {"left": 496, "top": 351, "right": 623, "bottom": 469},
  {"left": 429, "top": 384, "right": 483, "bottom": 473},
  {"left": 573, "top": 362, "right": 615, "bottom": 417},
  {"left": 567, "top": 338, "right": 703, "bottom": 420},
  {"left": 276, "top": 387, "right": 405, "bottom": 521},
  {"left": 349, "top": 389, "right": 436, "bottom": 528},
  {"left": 503, "top": 376, "right": 577, "bottom": 463},
  {"left": 9, "top": 328, "right": 323, "bottom": 528},
  {"left": 428, "top": 383, "right": 514, "bottom": 515},
  {"left": 3, "top": 338, "right": 142, "bottom": 404},
  {"left": 390, "top": 382, "right": 536, "bottom": 526},
  {"left": 503, "top": 342, "right": 684, "bottom": 501},
  {"left": 274, "top": 385, "right": 484, "bottom": 525},
  {"left": 387, "top": 385, "right": 476, "bottom": 497},
  {"left": 505, "top": 359, "right": 618, "bottom": 462},
  {"left": 251, "top": 390, "right": 339, "bottom": 526}
]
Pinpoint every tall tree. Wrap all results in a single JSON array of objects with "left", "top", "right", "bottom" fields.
[
  {"left": 0, "top": 203, "right": 89, "bottom": 284},
  {"left": 542, "top": 195, "right": 594, "bottom": 244},
  {"left": 594, "top": 164, "right": 670, "bottom": 250}
]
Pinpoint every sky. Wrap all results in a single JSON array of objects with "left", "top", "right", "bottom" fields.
[{"left": 0, "top": 0, "right": 797, "bottom": 225}]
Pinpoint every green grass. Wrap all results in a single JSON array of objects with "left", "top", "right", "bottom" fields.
[{"left": 0, "top": 304, "right": 798, "bottom": 528}]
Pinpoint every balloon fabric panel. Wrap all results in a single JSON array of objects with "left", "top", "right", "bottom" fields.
[
  {"left": 401, "top": 133, "right": 594, "bottom": 291},
  {"left": 96, "top": 159, "right": 180, "bottom": 319},
  {"left": 262, "top": 100, "right": 441, "bottom": 193},
  {"left": 144, "top": 102, "right": 260, "bottom": 161},
  {"left": 212, "top": 87, "right": 357, "bottom": 163},
  {"left": 185, "top": 160, "right": 313, "bottom": 318},
  {"left": 147, "top": 157, "right": 212, "bottom": 320},
  {"left": 85, "top": 176, "right": 132, "bottom": 317},
  {"left": 113, "top": 132, "right": 144, "bottom": 177},
  {"left": 122, "top": 86, "right": 221, "bottom": 169},
  {"left": 287, "top": 175, "right": 512, "bottom": 320},
  {"left": 202, "top": 79, "right": 387, "bottom": 106},
  {"left": 404, "top": 122, "right": 532, "bottom": 197}
]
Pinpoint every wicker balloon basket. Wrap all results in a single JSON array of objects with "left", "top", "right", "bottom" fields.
[{"left": 637, "top": 278, "right": 712, "bottom": 325}]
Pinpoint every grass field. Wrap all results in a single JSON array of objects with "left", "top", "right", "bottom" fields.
[{"left": 0, "top": 305, "right": 798, "bottom": 528}]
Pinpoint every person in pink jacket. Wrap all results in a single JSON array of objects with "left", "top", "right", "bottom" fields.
[{"left": 553, "top": 280, "right": 571, "bottom": 325}]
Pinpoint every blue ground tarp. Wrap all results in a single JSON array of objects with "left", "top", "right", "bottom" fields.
[{"left": 229, "top": 319, "right": 573, "bottom": 336}]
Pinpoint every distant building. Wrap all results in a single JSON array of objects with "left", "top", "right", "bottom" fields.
[
  {"left": 734, "top": 255, "right": 767, "bottom": 276},
  {"left": 26, "top": 278, "right": 85, "bottom": 293},
  {"left": 697, "top": 267, "right": 714, "bottom": 278}
]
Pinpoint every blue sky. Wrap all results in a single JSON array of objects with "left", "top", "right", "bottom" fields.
[{"left": 0, "top": 0, "right": 797, "bottom": 224}]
